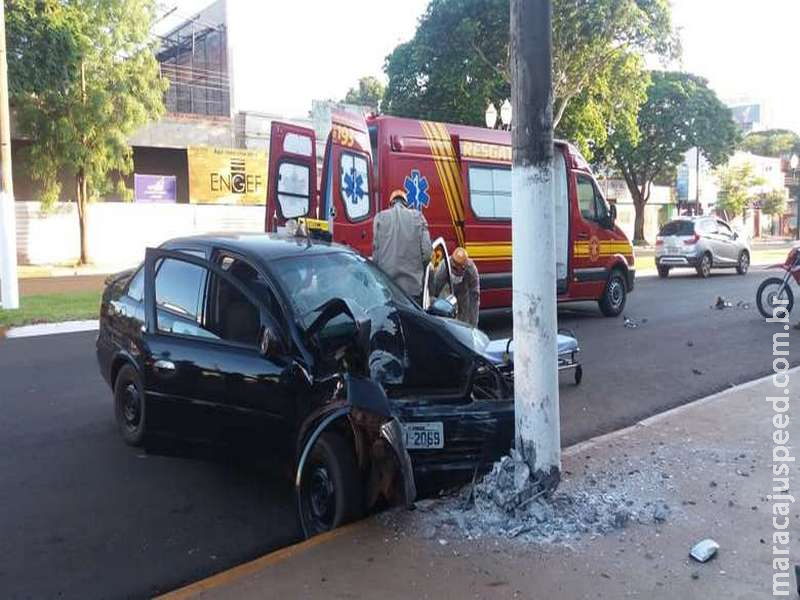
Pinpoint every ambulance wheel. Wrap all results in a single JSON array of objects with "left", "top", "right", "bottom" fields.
[
  {"left": 599, "top": 270, "right": 627, "bottom": 317},
  {"left": 574, "top": 365, "right": 583, "bottom": 385}
]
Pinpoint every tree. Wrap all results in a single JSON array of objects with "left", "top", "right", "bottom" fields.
[
  {"left": 343, "top": 76, "right": 385, "bottom": 110},
  {"left": 741, "top": 129, "right": 800, "bottom": 158},
  {"left": 382, "top": 0, "right": 677, "bottom": 156},
  {"left": 715, "top": 162, "right": 765, "bottom": 220},
  {"left": 610, "top": 71, "right": 739, "bottom": 243},
  {"left": 6, "top": 0, "right": 167, "bottom": 264},
  {"left": 759, "top": 188, "right": 787, "bottom": 217}
]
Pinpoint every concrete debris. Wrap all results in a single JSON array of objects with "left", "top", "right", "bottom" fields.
[
  {"left": 388, "top": 450, "right": 675, "bottom": 545},
  {"left": 689, "top": 538, "right": 719, "bottom": 563},
  {"left": 623, "top": 316, "right": 640, "bottom": 329}
]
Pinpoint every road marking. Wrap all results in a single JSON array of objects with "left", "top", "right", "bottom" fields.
[
  {"left": 155, "top": 521, "right": 366, "bottom": 599},
  {"left": 4, "top": 320, "right": 99, "bottom": 338}
]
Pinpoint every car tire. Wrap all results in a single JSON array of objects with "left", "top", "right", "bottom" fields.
[
  {"left": 299, "top": 432, "right": 363, "bottom": 538},
  {"left": 736, "top": 250, "right": 750, "bottom": 275},
  {"left": 756, "top": 277, "right": 794, "bottom": 319},
  {"left": 574, "top": 365, "right": 583, "bottom": 385},
  {"left": 598, "top": 269, "right": 627, "bottom": 317},
  {"left": 114, "top": 364, "right": 147, "bottom": 446},
  {"left": 696, "top": 253, "right": 712, "bottom": 278},
  {"left": 657, "top": 265, "right": 670, "bottom": 279}
]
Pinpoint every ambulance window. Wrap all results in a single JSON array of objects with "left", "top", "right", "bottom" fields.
[
  {"left": 576, "top": 174, "right": 597, "bottom": 221},
  {"left": 468, "top": 166, "right": 511, "bottom": 219},
  {"left": 277, "top": 162, "right": 310, "bottom": 219},
  {"left": 340, "top": 152, "right": 370, "bottom": 221}
]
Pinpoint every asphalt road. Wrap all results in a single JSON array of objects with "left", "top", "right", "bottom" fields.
[{"left": 0, "top": 267, "right": 794, "bottom": 599}]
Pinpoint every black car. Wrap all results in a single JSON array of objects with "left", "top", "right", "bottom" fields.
[{"left": 96, "top": 233, "right": 514, "bottom": 536}]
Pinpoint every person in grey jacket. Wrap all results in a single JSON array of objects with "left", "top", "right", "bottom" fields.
[
  {"left": 372, "top": 191, "right": 432, "bottom": 303},
  {"left": 432, "top": 247, "right": 480, "bottom": 327}
]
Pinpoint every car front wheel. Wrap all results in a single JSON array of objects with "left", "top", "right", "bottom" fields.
[
  {"left": 114, "top": 364, "right": 147, "bottom": 446},
  {"left": 298, "top": 432, "right": 363, "bottom": 538},
  {"left": 657, "top": 265, "right": 670, "bottom": 278},
  {"left": 598, "top": 269, "right": 627, "bottom": 317}
]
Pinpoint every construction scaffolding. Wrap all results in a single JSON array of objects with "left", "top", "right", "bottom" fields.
[{"left": 156, "top": 8, "right": 230, "bottom": 118}]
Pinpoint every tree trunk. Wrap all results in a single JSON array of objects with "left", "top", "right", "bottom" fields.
[
  {"left": 76, "top": 169, "right": 88, "bottom": 265},
  {"left": 620, "top": 171, "right": 648, "bottom": 245}
]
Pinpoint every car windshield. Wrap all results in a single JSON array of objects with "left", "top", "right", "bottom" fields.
[
  {"left": 659, "top": 221, "right": 694, "bottom": 236},
  {"left": 270, "top": 251, "right": 414, "bottom": 327}
]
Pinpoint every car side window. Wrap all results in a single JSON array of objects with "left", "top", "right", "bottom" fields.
[
  {"left": 155, "top": 258, "right": 212, "bottom": 338},
  {"left": 340, "top": 152, "right": 370, "bottom": 221},
  {"left": 717, "top": 221, "right": 733, "bottom": 238},
  {"left": 277, "top": 162, "right": 310, "bottom": 219},
  {"left": 126, "top": 267, "right": 144, "bottom": 302}
]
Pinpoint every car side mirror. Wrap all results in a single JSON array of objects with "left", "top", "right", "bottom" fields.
[
  {"left": 607, "top": 204, "right": 617, "bottom": 227},
  {"left": 427, "top": 297, "right": 457, "bottom": 319}
]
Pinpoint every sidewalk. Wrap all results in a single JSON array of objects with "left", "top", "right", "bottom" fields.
[{"left": 161, "top": 371, "right": 799, "bottom": 599}]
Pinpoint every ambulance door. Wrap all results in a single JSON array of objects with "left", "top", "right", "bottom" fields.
[
  {"left": 265, "top": 122, "right": 317, "bottom": 232},
  {"left": 326, "top": 110, "right": 375, "bottom": 257}
]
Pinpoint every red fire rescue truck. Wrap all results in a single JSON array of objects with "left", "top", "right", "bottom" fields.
[{"left": 265, "top": 110, "right": 635, "bottom": 317}]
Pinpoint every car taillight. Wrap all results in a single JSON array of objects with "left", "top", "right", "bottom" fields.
[
  {"left": 655, "top": 237, "right": 663, "bottom": 246},
  {"left": 684, "top": 234, "right": 700, "bottom": 245}
]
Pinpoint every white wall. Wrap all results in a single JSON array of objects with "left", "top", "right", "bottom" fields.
[{"left": 15, "top": 201, "right": 265, "bottom": 267}]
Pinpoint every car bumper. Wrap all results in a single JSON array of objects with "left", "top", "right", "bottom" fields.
[
  {"left": 393, "top": 399, "right": 514, "bottom": 484},
  {"left": 656, "top": 255, "right": 702, "bottom": 267}
]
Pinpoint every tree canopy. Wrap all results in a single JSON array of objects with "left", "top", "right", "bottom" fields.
[
  {"left": 343, "top": 76, "right": 386, "bottom": 110},
  {"left": 759, "top": 188, "right": 787, "bottom": 217},
  {"left": 7, "top": 0, "right": 167, "bottom": 263},
  {"left": 382, "top": 0, "right": 678, "bottom": 155},
  {"left": 715, "top": 162, "right": 765, "bottom": 219},
  {"left": 740, "top": 129, "right": 800, "bottom": 158},
  {"left": 609, "top": 71, "right": 739, "bottom": 242}
]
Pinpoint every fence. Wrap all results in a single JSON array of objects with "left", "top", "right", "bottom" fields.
[{"left": 15, "top": 201, "right": 265, "bottom": 267}]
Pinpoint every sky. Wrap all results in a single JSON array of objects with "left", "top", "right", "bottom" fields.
[{"left": 158, "top": 0, "right": 800, "bottom": 131}]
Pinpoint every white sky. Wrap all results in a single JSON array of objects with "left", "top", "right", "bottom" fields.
[{"left": 160, "top": 0, "right": 800, "bottom": 131}]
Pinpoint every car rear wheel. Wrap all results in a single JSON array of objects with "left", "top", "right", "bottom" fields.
[
  {"left": 299, "top": 432, "right": 363, "bottom": 538},
  {"left": 736, "top": 251, "right": 750, "bottom": 275},
  {"left": 696, "top": 253, "right": 712, "bottom": 278},
  {"left": 657, "top": 265, "right": 670, "bottom": 278},
  {"left": 598, "top": 269, "right": 627, "bottom": 317},
  {"left": 114, "top": 364, "right": 147, "bottom": 446}
]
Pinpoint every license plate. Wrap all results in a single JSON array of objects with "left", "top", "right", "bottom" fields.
[
  {"left": 404, "top": 422, "right": 444, "bottom": 449},
  {"left": 667, "top": 245, "right": 680, "bottom": 254}
]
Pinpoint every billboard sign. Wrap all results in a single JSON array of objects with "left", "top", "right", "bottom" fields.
[
  {"left": 187, "top": 146, "right": 268, "bottom": 205},
  {"left": 134, "top": 174, "right": 177, "bottom": 203}
]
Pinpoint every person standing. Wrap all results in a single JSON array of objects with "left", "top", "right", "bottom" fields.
[
  {"left": 372, "top": 191, "right": 432, "bottom": 304},
  {"left": 433, "top": 247, "right": 480, "bottom": 327}
]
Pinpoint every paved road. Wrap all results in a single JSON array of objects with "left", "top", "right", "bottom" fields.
[{"left": 0, "top": 268, "right": 794, "bottom": 599}]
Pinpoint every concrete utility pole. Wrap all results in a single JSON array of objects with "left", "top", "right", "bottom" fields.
[
  {"left": 510, "top": 0, "right": 560, "bottom": 491},
  {"left": 0, "top": 2, "right": 19, "bottom": 310}
]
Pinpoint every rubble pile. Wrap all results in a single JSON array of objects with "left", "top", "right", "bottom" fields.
[{"left": 399, "top": 448, "right": 676, "bottom": 545}]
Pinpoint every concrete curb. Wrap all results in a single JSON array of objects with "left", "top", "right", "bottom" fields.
[{"left": 4, "top": 320, "right": 99, "bottom": 338}]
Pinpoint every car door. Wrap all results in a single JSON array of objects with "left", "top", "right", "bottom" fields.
[
  {"left": 142, "top": 248, "right": 296, "bottom": 453},
  {"left": 716, "top": 220, "right": 739, "bottom": 263},
  {"left": 571, "top": 172, "right": 611, "bottom": 297}
]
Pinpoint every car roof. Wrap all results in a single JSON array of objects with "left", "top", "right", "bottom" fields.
[{"left": 160, "top": 232, "right": 349, "bottom": 266}]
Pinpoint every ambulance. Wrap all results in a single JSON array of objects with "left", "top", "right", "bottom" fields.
[{"left": 265, "top": 110, "right": 635, "bottom": 317}]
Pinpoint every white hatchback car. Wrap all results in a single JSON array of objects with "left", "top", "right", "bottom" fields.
[{"left": 655, "top": 217, "right": 750, "bottom": 278}]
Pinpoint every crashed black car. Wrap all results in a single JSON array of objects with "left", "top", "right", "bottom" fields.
[{"left": 96, "top": 233, "right": 514, "bottom": 536}]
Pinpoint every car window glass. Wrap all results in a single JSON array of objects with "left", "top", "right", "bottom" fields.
[
  {"left": 340, "top": 153, "right": 370, "bottom": 220},
  {"left": 208, "top": 272, "right": 262, "bottom": 346},
  {"left": 717, "top": 221, "right": 733, "bottom": 237},
  {"left": 659, "top": 221, "right": 694, "bottom": 236},
  {"left": 155, "top": 258, "right": 207, "bottom": 335},
  {"left": 277, "top": 162, "right": 310, "bottom": 219},
  {"left": 576, "top": 175, "right": 597, "bottom": 221},
  {"left": 593, "top": 184, "right": 609, "bottom": 221},
  {"left": 126, "top": 268, "right": 144, "bottom": 302},
  {"left": 272, "top": 252, "right": 412, "bottom": 327},
  {"left": 468, "top": 166, "right": 511, "bottom": 219}
]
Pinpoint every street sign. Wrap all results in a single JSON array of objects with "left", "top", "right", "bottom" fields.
[{"left": 134, "top": 174, "right": 177, "bottom": 203}]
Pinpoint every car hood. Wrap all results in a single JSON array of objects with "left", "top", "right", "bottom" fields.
[{"left": 438, "top": 317, "right": 513, "bottom": 366}]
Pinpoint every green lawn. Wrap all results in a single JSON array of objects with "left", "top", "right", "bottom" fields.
[{"left": 0, "top": 291, "right": 101, "bottom": 331}]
